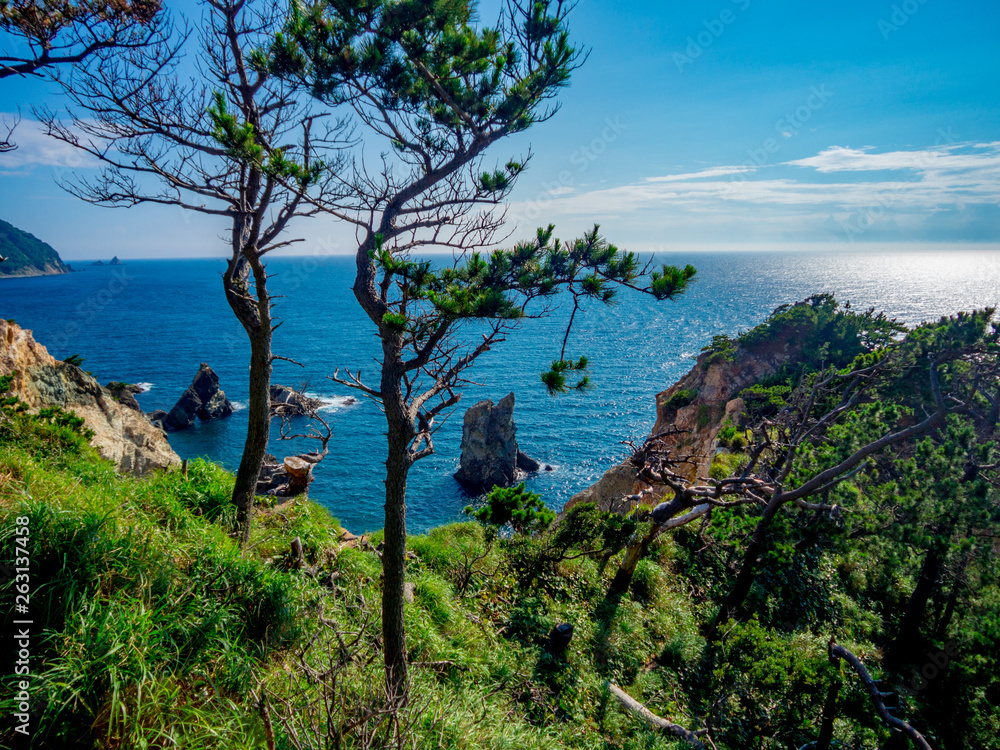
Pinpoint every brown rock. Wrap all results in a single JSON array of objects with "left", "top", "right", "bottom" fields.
[
  {"left": 565, "top": 336, "right": 800, "bottom": 515},
  {"left": 0, "top": 320, "right": 180, "bottom": 475},
  {"left": 455, "top": 392, "right": 541, "bottom": 492}
]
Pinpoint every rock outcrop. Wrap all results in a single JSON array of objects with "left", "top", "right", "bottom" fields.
[
  {"left": 163, "top": 364, "right": 234, "bottom": 431},
  {"left": 454, "top": 392, "right": 542, "bottom": 493},
  {"left": 0, "top": 320, "right": 180, "bottom": 475},
  {"left": 105, "top": 381, "right": 143, "bottom": 412},
  {"left": 270, "top": 385, "right": 323, "bottom": 417},
  {"left": 565, "top": 334, "right": 805, "bottom": 514},
  {"left": 257, "top": 452, "right": 323, "bottom": 497}
]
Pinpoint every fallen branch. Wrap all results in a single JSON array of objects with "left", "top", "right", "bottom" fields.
[
  {"left": 606, "top": 683, "right": 708, "bottom": 749},
  {"left": 828, "top": 640, "right": 932, "bottom": 750}
]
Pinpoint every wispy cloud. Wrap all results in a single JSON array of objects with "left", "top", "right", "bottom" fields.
[
  {"left": 508, "top": 142, "right": 1000, "bottom": 243},
  {"left": 787, "top": 143, "right": 1000, "bottom": 176},
  {"left": 0, "top": 116, "right": 97, "bottom": 174},
  {"left": 647, "top": 166, "right": 757, "bottom": 182}
]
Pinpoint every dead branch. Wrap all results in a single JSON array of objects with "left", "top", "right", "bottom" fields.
[
  {"left": 828, "top": 640, "right": 933, "bottom": 750},
  {"left": 607, "top": 683, "right": 708, "bottom": 749}
]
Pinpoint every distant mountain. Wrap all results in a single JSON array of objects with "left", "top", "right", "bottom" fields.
[{"left": 0, "top": 219, "right": 70, "bottom": 278}]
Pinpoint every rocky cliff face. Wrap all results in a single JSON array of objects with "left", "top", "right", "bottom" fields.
[
  {"left": 566, "top": 334, "right": 802, "bottom": 513},
  {"left": 0, "top": 320, "right": 180, "bottom": 475}
]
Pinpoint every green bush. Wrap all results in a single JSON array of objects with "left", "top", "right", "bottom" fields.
[
  {"left": 465, "top": 483, "right": 555, "bottom": 534},
  {"left": 664, "top": 388, "right": 697, "bottom": 410}
]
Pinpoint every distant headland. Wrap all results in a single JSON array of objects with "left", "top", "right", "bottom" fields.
[{"left": 0, "top": 218, "right": 71, "bottom": 278}]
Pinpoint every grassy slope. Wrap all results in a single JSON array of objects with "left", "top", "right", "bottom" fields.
[{"left": 0, "top": 408, "right": 698, "bottom": 750}]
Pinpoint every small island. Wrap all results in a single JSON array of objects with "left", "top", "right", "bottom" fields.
[{"left": 0, "top": 218, "right": 71, "bottom": 278}]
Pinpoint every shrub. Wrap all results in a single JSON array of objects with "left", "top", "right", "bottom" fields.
[
  {"left": 716, "top": 419, "right": 747, "bottom": 451},
  {"left": 702, "top": 334, "right": 737, "bottom": 365},
  {"left": 465, "top": 483, "right": 555, "bottom": 534},
  {"left": 664, "top": 388, "right": 697, "bottom": 410}
]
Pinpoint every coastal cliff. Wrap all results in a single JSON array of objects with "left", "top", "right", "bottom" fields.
[
  {"left": 566, "top": 295, "right": 903, "bottom": 514},
  {"left": 0, "top": 219, "right": 71, "bottom": 277},
  {"left": 566, "top": 319, "right": 815, "bottom": 512},
  {"left": 0, "top": 319, "right": 179, "bottom": 474}
]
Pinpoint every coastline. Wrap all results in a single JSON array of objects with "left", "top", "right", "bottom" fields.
[{"left": 0, "top": 263, "right": 71, "bottom": 279}]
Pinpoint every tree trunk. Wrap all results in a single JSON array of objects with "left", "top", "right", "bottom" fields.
[
  {"left": 231, "top": 326, "right": 272, "bottom": 545},
  {"left": 606, "top": 495, "right": 688, "bottom": 598},
  {"left": 380, "top": 336, "right": 413, "bottom": 707},
  {"left": 714, "top": 494, "right": 784, "bottom": 630},
  {"left": 608, "top": 525, "right": 660, "bottom": 597},
  {"left": 816, "top": 680, "right": 840, "bottom": 750},
  {"left": 712, "top": 494, "right": 785, "bottom": 638},
  {"left": 935, "top": 553, "right": 968, "bottom": 640},
  {"left": 225, "top": 254, "right": 273, "bottom": 546},
  {"left": 886, "top": 547, "right": 943, "bottom": 671},
  {"left": 382, "top": 430, "right": 410, "bottom": 706}
]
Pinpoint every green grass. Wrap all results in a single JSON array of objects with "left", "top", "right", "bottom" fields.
[{"left": 0, "top": 402, "right": 704, "bottom": 750}]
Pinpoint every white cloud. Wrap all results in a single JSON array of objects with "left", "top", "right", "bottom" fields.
[
  {"left": 506, "top": 142, "right": 1000, "bottom": 242},
  {"left": 647, "top": 165, "right": 757, "bottom": 182},
  {"left": 786, "top": 143, "right": 1000, "bottom": 177},
  {"left": 0, "top": 116, "right": 98, "bottom": 174}
]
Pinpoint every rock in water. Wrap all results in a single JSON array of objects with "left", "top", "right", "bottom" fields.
[
  {"left": 269, "top": 384, "right": 324, "bottom": 417},
  {"left": 0, "top": 320, "right": 180, "bottom": 475},
  {"left": 516, "top": 451, "right": 541, "bottom": 473},
  {"left": 455, "top": 392, "right": 541, "bottom": 493},
  {"left": 193, "top": 367, "right": 233, "bottom": 420},
  {"left": 163, "top": 364, "right": 234, "bottom": 430}
]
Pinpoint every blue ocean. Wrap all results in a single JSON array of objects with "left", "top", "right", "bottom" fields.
[{"left": 2, "top": 249, "right": 998, "bottom": 533}]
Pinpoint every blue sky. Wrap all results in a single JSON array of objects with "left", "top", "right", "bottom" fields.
[{"left": 1, "top": 0, "right": 998, "bottom": 258}]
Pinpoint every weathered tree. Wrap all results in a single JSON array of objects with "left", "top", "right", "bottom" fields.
[
  {"left": 827, "top": 640, "right": 933, "bottom": 750},
  {"left": 42, "top": 0, "right": 348, "bottom": 543},
  {"left": 1, "top": 0, "right": 163, "bottom": 78},
  {"left": 271, "top": 0, "right": 696, "bottom": 702},
  {"left": 1, "top": 0, "right": 166, "bottom": 150}
]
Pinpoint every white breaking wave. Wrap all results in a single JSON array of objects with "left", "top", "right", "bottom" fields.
[
  {"left": 135, "top": 382, "right": 154, "bottom": 393},
  {"left": 231, "top": 401, "right": 247, "bottom": 411},
  {"left": 305, "top": 392, "right": 359, "bottom": 412}
]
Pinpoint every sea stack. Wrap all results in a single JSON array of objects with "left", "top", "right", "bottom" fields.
[
  {"left": 454, "top": 392, "right": 541, "bottom": 493},
  {"left": 162, "top": 364, "right": 235, "bottom": 431}
]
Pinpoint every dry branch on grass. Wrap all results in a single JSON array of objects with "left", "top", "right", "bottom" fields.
[{"left": 607, "top": 683, "right": 710, "bottom": 750}]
